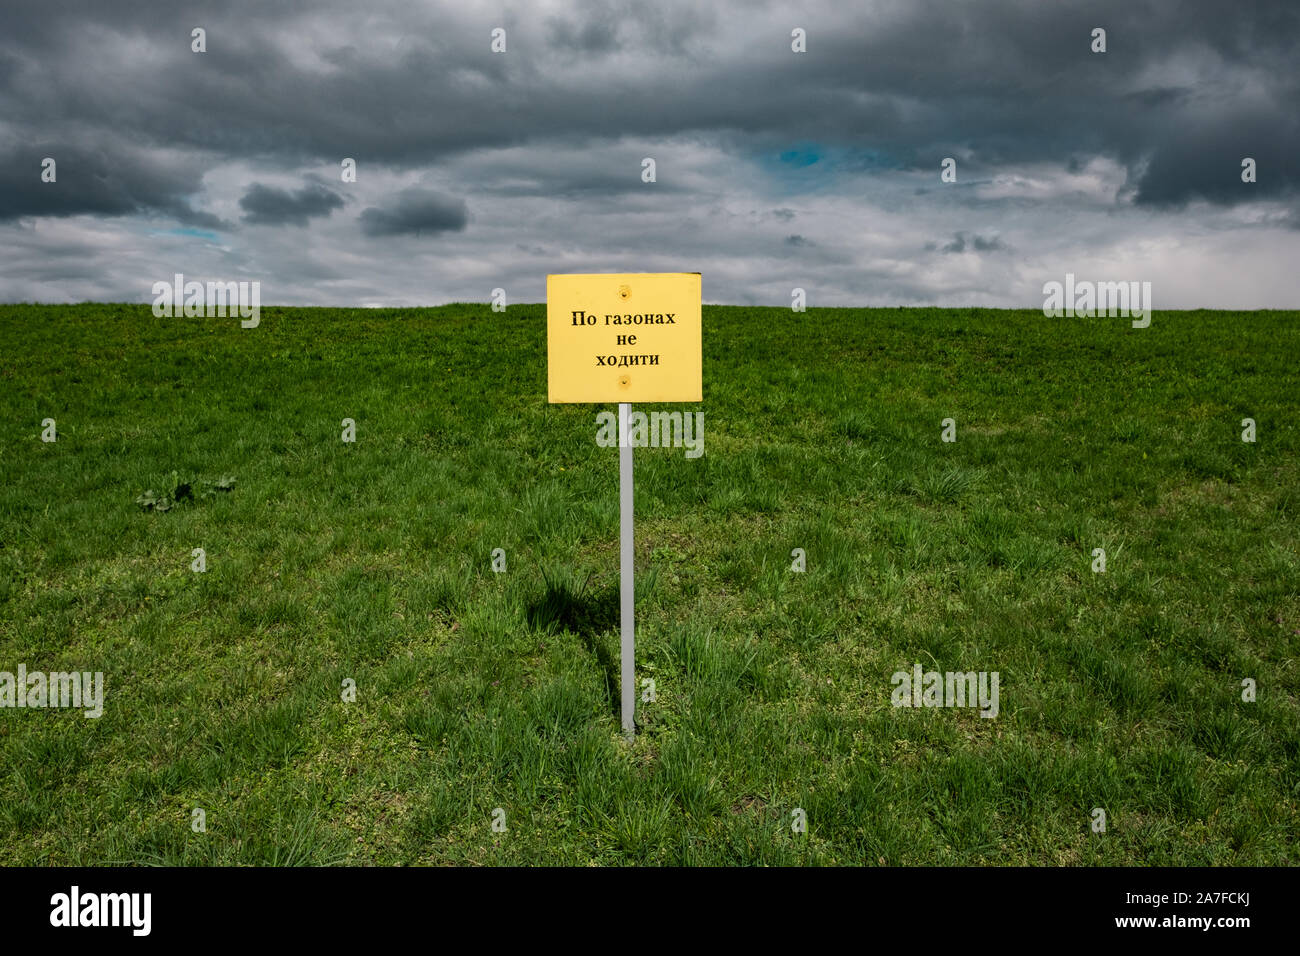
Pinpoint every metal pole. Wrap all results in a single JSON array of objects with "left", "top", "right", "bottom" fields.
[{"left": 619, "top": 401, "right": 635, "bottom": 737}]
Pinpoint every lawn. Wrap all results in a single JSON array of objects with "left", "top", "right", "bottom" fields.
[{"left": 0, "top": 303, "right": 1296, "bottom": 865}]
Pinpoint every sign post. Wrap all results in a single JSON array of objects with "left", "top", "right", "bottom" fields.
[
  {"left": 619, "top": 401, "right": 634, "bottom": 735},
  {"left": 547, "top": 273, "right": 702, "bottom": 738}
]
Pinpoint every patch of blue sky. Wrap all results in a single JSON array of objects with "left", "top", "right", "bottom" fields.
[
  {"left": 757, "top": 142, "right": 905, "bottom": 192},
  {"left": 165, "top": 226, "right": 220, "bottom": 241}
]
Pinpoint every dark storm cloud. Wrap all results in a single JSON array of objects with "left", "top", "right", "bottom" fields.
[
  {"left": 0, "top": 0, "right": 1297, "bottom": 304},
  {"left": 0, "top": 141, "right": 223, "bottom": 227},
  {"left": 1131, "top": 113, "right": 1299, "bottom": 208},
  {"left": 1, "top": 0, "right": 1296, "bottom": 205},
  {"left": 240, "top": 182, "right": 344, "bottom": 226},
  {"left": 931, "top": 232, "right": 1008, "bottom": 254},
  {"left": 544, "top": 0, "right": 711, "bottom": 57},
  {"left": 358, "top": 189, "right": 468, "bottom": 237},
  {"left": 545, "top": 3, "right": 623, "bottom": 54}
]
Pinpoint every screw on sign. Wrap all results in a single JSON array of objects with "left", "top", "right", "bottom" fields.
[{"left": 546, "top": 273, "right": 703, "bottom": 735}]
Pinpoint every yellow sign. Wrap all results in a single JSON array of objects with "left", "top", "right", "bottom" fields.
[{"left": 547, "top": 273, "right": 702, "bottom": 403}]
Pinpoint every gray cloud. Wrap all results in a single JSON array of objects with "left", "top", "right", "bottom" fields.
[
  {"left": 240, "top": 182, "right": 344, "bottom": 226},
  {"left": 931, "top": 232, "right": 1008, "bottom": 254},
  {"left": 0, "top": 0, "right": 1297, "bottom": 305},
  {"left": 358, "top": 188, "right": 468, "bottom": 237}
]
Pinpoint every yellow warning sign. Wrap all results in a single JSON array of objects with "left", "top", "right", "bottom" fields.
[{"left": 547, "top": 273, "right": 702, "bottom": 403}]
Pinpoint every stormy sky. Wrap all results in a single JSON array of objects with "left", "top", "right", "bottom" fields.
[{"left": 1, "top": 0, "right": 1297, "bottom": 308}]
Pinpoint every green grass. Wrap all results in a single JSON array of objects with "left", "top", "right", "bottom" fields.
[{"left": 0, "top": 303, "right": 1297, "bottom": 865}]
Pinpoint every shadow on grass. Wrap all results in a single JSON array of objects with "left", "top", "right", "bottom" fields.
[{"left": 525, "top": 568, "right": 620, "bottom": 717}]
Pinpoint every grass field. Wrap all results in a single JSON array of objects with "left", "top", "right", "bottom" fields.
[{"left": 1, "top": 303, "right": 1297, "bottom": 865}]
